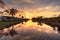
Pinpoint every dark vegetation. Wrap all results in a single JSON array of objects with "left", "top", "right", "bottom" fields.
[
  {"left": 0, "top": 7, "right": 29, "bottom": 30},
  {"left": 32, "top": 16, "right": 60, "bottom": 32},
  {"left": 0, "top": 7, "right": 29, "bottom": 36},
  {"left": 0, "top": 16, "right": 29, "bottom": 36},
  {"left": 0, "top": 16, "right": 29, "bottom": 30}
]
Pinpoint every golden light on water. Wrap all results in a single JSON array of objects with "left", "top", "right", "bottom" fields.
[
  {"left": 25, "top": 20, "right": 38, "bottom": 27},
  {"left": 15, "top": 19, "right": 55, "bottom": 33},
  {"left": 13, "top": 21, "right": 55, "bottom": 34}
]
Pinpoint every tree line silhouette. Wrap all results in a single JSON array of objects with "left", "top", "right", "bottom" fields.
[
  {"left": 0, "top": 16, "right": 29, "bottom": 36},
  {"left": 32, "top": 16, "right": 60, "bottom": 33}
]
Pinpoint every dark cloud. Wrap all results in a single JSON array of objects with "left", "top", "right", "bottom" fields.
[
  {"left": 0, "top": 0, "right": 6, "bottom": 8},
  {"left": 2, "top": 0, "right": 60, "bottom": 11},
  {"left": 0, "top": 0, "right": 5, "bottom": 5}
]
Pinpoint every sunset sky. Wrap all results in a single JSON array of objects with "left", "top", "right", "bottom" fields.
[
  {"left": 0, "top": 0, "right": 60, "bottom": 35},
  {"left": 0, "top": 0, "right": 60, "bottom": 18}
]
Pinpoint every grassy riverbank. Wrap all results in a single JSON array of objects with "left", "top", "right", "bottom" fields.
[{"left": 0, "top": 21, "right": 20, "bottom": 30}]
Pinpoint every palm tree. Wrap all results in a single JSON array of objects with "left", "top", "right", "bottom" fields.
[
  {"left": 10, "top": 8, "right": 18, "bottom": 17},
  {"left": 4, "top": 10, "right": 9, "bottom": 13},
  {"left": 4, "top": 8, "right": 18, "bottom": 17},
  {"left": 4, "top": 8, "right": 18, "bottom": 21},
  {"left": 0, "top": 11, "right": 3, "bottom": 16},
  {"left": 9, "top": 8, "right": 18, "bottom": 28}
]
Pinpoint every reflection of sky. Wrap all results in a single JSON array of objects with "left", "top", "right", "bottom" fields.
[
  {"left": 0, "top": 22, "right": 60, "bottom": 40},
  {"left": 1, "top": 0, "right": 60, "bottom": 17}
]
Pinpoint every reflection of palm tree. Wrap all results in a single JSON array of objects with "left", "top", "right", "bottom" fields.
[{"left": 9, "top": 27, "right": 17, "bottom": 36}]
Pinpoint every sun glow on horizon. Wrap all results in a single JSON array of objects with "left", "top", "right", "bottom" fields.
[
  {"left": 14, "top": 9, "right": 60, "bottom": 18},
  {"left": 24, "top": 11, "right": 33, "bottom": 19}
]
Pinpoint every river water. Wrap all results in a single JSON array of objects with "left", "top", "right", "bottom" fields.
[{"left": 0, "top": 20, "right": 60, "bottom": 40}]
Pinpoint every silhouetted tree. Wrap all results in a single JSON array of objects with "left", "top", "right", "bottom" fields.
[
  {"left": 32, "top": 16, "right": 43, "bottom": 25},
  {"left": 0, "top": 11, "right": 3, "bottom": 16},
  {"left": 10, "top": 8, "right": 18, "bottom": 17},
  {"left": 4, "top": 10, "right": 9, "bottom": 13}
]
